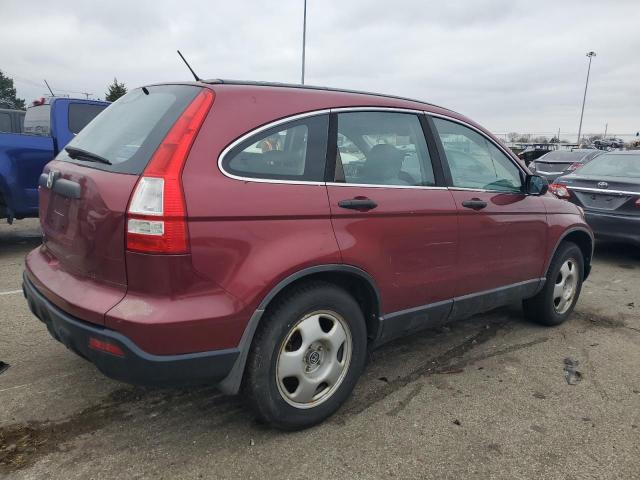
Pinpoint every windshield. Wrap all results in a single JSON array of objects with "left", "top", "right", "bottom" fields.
[
  {"left": 58, "top": 84, "right": 201, "bottom": 174},
  {"left": 23, "top": 104, "right": 51, "bottom": 136},
  {"left": 576, "top": 154, "right": 640, "bottom": 178}
]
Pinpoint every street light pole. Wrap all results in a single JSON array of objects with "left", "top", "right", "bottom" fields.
[
  {"left": 301, "top": 0, "right": 307, "bottom": 85},
  {"left": 577, "top": 51, "right": 596, "bottom": 144}
]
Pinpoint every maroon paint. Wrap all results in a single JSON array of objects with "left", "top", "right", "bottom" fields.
[{"left": 25, "top": 83, "right": 591, "bottom": 356}]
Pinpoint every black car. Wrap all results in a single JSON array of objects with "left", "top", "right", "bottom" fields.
[
  {"left": 531, "top": 149, "right": 603, "bottom": 182},
  {"left": 551, "top": 151, "right": 640, "bottom": 246},
  {"left": 594, "top": 138, "right": 625, "bottom": 150}
]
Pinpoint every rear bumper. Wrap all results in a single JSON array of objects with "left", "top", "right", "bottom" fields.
[
  {"left": 23, "top": 272, "right": 239, "bottom": 387},
  {"left": 585, "top": 210, "right": 640, "bottom": 245}
]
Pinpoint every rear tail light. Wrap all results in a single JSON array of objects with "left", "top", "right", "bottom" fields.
[
  {"left": 549, "top": 183, "right": 571, "bottom": 199},
  {"left": 126, "top": 89, "right": 214, "bottom": 254},
  {"left": 635, "top": 198, "right": 640, "bottom": 208},
  {"left": 567, "top": 162, "right": 584, "bottom": 172}
]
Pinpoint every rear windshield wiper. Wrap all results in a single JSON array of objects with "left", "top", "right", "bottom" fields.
[{"left": 65, "top": 146, "right": 112, "bottom": 165}]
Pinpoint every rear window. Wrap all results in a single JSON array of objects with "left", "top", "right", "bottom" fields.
[
  {"left": 59, "top": 85, "right": 201, "bottom": 174},
  {"left": 23, "top": 105, "right": 51, "bottom": 136},
  {"left": 577, "top": 154, "right": 640, "bottom": 178},
  {"left": 68, "top": 103, "right": 108, "bottom": 134},
  {"left": 0, "top": 113, "right": 10, "bottom": 132}
]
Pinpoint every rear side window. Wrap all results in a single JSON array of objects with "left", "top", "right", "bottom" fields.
[
  {"left": 23, "top": 105, "right": 51, "bottom": 136},
  {"left": 0, "top": 113, "right": 10, "bottom": 132},
  {"left": 68, "top": 103, "right": 107, "bottom": 134},
  {"left": 222, "top": 115, "right": 329, "bottom": 182},
  {"left": 59, "top": 85, "right": 201, "bottom": 174},
  {"left": 334, "top": 111, "right": 435, "bottom": 186},
  {"left": 433, "top": 118, "right": 522, "bottom": 192}
]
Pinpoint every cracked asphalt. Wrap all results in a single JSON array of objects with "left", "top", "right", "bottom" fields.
[{"left": 1, "top": 219, "right": 639, "bottom": 479}]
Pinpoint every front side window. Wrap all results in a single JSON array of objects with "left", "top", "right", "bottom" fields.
[
  {"left": 334, "top": 112, "right": 435, "bottom": 186},
  {"left": 433, "top": 118, "right": 522, "bottom": 192},
  {"left": 223, "top": 115, "right": 328, "bottom": 182}
]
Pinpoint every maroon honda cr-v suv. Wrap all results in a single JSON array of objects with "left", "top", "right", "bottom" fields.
[{"left": 23, "top": 80, "right": 593, "bottom": 429}]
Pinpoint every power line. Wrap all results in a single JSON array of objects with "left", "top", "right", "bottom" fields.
[{"left": 4, "top": 70, "right": 95, "bottom": 97}]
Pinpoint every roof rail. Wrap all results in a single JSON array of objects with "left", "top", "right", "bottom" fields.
[{"left": 202, "top": 79, "right": 457, "bottom": 114}]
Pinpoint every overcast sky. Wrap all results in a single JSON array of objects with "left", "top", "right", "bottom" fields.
[{"left": 2, "top": 0, "right": 639, "bottom": 138}]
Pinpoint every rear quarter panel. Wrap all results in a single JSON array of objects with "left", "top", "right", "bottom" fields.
[{"left": 181, "top": 90, "right": 341, "bottom": 346}]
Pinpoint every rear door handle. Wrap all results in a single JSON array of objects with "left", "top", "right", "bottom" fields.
[
  {"left": 338, "top": 198, "right": 378, "bottom": 211},
  {"left": 461, "top": 198, "right": 487, "bottom": 210}
]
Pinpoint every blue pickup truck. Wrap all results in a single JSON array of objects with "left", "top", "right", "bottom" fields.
[{"left": 0, "top": 97, "right": 109, "bottom": 223}]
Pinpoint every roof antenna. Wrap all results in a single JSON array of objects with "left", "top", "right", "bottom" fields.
[
  {"left": 177, "top": 50, "right": 201, "bottom": 82},
  {"left": 44, "top": 79, "right": 55, "bottom": 96}
]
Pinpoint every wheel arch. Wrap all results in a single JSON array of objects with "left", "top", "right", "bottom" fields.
[
  {"left": 218, "top": 264, "right": 382, "bottom": 394},
  {"left": 547, "top": 227, "right": 594, "bottom": 280}
]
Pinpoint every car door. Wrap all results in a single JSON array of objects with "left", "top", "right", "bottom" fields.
[
  {"left": 326, "top": 109, "right": 458, "bottom": 342},
  {"left": 429, "top": 116, "right": 548, "bottom": 316}
]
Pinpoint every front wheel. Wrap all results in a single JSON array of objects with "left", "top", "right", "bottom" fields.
[
  {"left": 243, "top": 281, "right": 367, "bottom": 430},
  {"left": 523, "top": 241, "right": 584, "bottom": 326}
]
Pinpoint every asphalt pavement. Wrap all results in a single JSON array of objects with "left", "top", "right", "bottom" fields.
[{"left": 1, "top": 219, "right": 638, "bottom": 479}]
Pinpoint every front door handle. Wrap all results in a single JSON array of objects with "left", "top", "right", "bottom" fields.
[
  {"left": 461, "top": 198, "right": 488, "bottom": 210},
  {"left": 338, "top": 198, "right": 378, "bottom": 211}
]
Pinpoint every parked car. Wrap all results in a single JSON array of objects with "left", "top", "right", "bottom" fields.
[
  {"left": 550, "top": 151, "right": 640, "bottom": 245},
  {"left": 516, "top": 143, "right": 556, "bottom": 166},
  {"left": 530, "top": 149, "right": 603, "bottom": 182},
  {"left": 23, "top": 81, "right": 593, "bottom": 430},
  {"left": 0, "top": 97, "right": 109, "bottom": 222},
  {"left": 0, "top": 108, "right": 26, "bottom": 133},
  {"left": 594, "top": 137, "right": 625, "bottom": 150}
]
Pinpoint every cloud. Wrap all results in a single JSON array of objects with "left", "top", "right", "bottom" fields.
[{"left": 2, "top": 0, "right": 638, "bottom": 137}]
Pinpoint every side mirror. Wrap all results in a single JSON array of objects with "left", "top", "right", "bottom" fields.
[{"left": 525, "top": 174, "right": 548, "bottom": 196}]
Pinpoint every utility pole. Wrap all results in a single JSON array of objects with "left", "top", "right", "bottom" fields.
[
  {"left": 577, "top": 51, "right": 596, "bottom": 144},
  {"left": 603, "top": 123, "right": 608, "bottom": 139},
  {"left": 81, "top": 92, "right": 93, "bottom": 100},
  {"left": 301, "top": 0, "right": 307, "bottom": 84}
]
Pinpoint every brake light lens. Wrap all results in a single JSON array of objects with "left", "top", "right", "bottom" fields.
[
  {"left": 635, "top": 197, "right": 640, "bottom": 208},
  {"left": 89, "top": 337, "right": 125, "bottom": 357},
  {"left": 567, "top": 162, "right": 584, "bottom": 172},
  {"left": 126, "top": 89, "right": 214, "bottom": 254},
  {"left": 549, "top": 183, "right": 571, "bottom": 199}
]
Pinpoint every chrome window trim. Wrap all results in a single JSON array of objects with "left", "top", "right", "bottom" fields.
[
  {"left": 326, "top": 182, "right": 447, "bottom": 190},
  {"left": 218, "top": 106, "right": 439, "bottom": 189},
  {"left": 217, "top": 109, "right": 330, "bottom": 185},
  {"left": 448, "top": 186, "right": 524, "bottom": 194},
  {"left": 566, "top": 185, "right": 639, "bottom": 197},
  {"left": 330, "top": 106, "right": 424, "bottom": 114},
  {"left": 536, "top": 170, "right": 565, "bottom": 175},
  {"left": 425, "top": 111, "right": 529, "bottom": 179}
]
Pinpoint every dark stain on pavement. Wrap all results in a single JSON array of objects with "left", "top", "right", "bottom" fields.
[{"left": 0, "top": 386, "right": 240, "bottom": 473}]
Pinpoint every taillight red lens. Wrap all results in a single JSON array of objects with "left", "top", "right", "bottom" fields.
[
  {"left": 635, "top": 198, "right": 640, "bottom": 208},
  {"left": 567, "top": 162, "right": 584, "bottom": 172},
  {"left": 126, "top": 89, "right": 214, "bottom": 254},
  {"left": 89, "top": 337, "right": 125, "bottom": 357},
  {"left": 549, "top": 183, "right": 571, "bottom": 199}
]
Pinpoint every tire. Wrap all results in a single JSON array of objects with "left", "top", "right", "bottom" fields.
[
  {"left": 523, "top": 241, "right": 584, "bottom": 326},
  {"left": 243, "top": 281, "right": 367, "bottom": 430}
]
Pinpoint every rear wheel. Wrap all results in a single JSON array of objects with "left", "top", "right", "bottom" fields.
[
  {"left": 523, "top": 242, "right": 584, "bottom": 326},
  {"left": 243, "top": 281, "right": 367, "bottom": 430}
]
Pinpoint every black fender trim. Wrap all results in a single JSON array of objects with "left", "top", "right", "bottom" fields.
[
  {"left": 545, "top": 227, "right": 594, "bottom": 280},
  {"left": 218, "top": 264, "right": 381, "bottom": 394}
]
